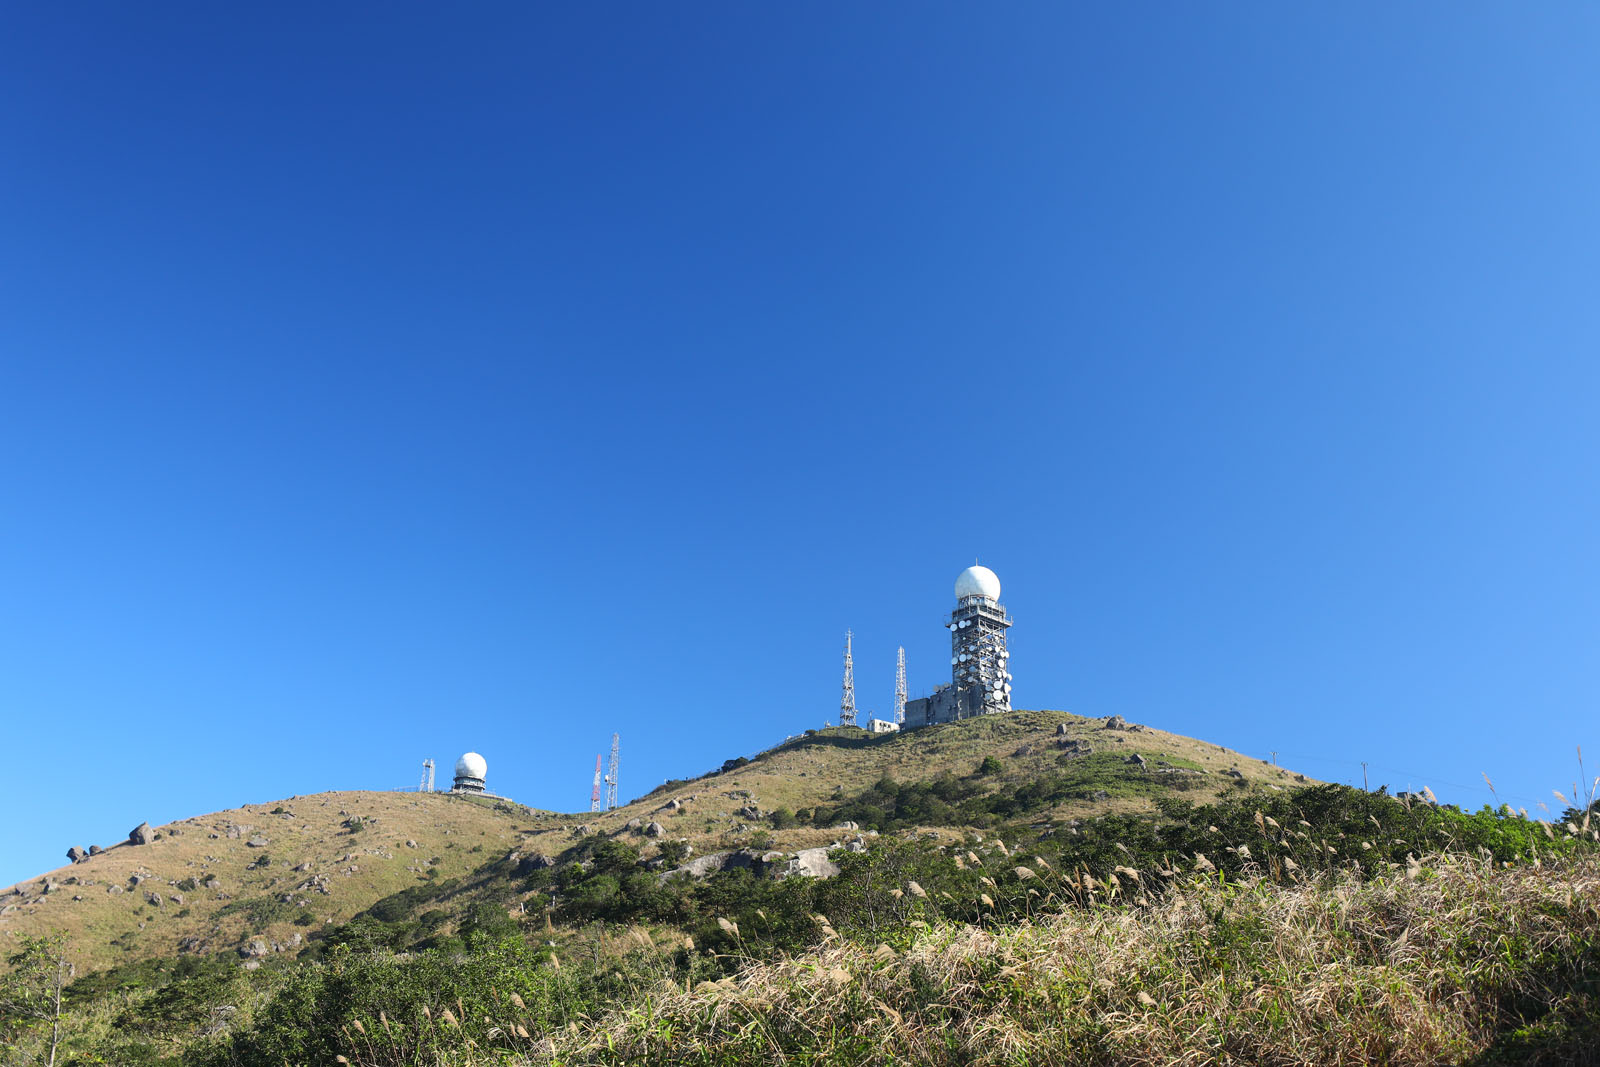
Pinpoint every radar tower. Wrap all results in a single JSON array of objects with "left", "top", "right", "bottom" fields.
[{"left": 839, "top": 630, "right": 858, "bottom": 727}]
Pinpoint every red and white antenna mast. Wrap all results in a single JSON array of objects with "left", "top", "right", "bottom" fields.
[{"left": 589, "top": 753, "right": 603, "bottom": 812}]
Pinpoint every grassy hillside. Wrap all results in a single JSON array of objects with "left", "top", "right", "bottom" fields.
[
  {"left": 1, "top": 711, "right": 1304, "bottom": 973},
  {"left": 0, "top": 790, "right": 551, "bottom": 973}
]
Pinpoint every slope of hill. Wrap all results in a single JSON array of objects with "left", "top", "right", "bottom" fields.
[{"left": 1, "top": 710, "right": 1304, "bottom": 971}]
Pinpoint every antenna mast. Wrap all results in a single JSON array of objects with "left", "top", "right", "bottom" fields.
[
  {"left": 589, "top": 753, "right": 603, "bottom": 812},
  {"left": 894, "top": 647, "right": 907, "bottom": 725},
  {"left": 419, "top": 758, "right": 435, "bottom": 793},
  {"left": 604, "top": 733, "right": 620, "bottom": 810},
  {"left": 839, "top": 630, "right": 858, "bottom": 727}
]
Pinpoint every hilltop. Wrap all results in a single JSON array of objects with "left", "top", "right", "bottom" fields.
[
  {"left": 1, "top": 710, "right": 1303, "bottom": 971},
  {"left": 2, "top": 710, "right": 1594, "bottom": 1067}
]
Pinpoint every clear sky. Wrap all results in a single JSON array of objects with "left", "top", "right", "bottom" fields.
[{"left": 3, "top": 5, "right": 1598, "bottom": 888}]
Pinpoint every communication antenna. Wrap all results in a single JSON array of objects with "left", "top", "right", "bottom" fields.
[
  {"left": 589, "top": 753, "right": 604, "bottom": 812},
  {"left": 894, "top": 647, "right": 907, "bottom": 725},
  {"left": 604, "top": 733, "right": 620, "bottom": 810},
  {"left": 419, "top": 759, "right": 435, "bottom": 793},
  {"left": 839, "top": 630, "right": 858, "bottom": 727}
]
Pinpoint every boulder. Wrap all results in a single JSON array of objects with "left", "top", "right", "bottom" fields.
[
  {"left": 1126, "top": 753, "right": 1147, "bottom": 768},
  {"left": 404, "top": 840, "right": 418, "bottom": 849},
  {"left": 88, "top": 845, "right": 103, "bottom": 856},
  {"left": 178, "top": 937, "right": 209, "bottom": 954},
  {"left": 246, "top": 836, "right": 269, "bottom": 848},
  {"left": 657, "top": 799, "right": 684, "bottom": 813},
  {"left": 833, "top": 821, "right": 859, "bottom": 831},
  {"left": 1013, "top": 744, "right": 1034, "bottom": 758},
  {"left": 129, "top": 822, "right": 153, "bottom": 846},
  {"left": 107, "top": 885, "right": 123, "bottom": 895},
  {"left": 1102, "top": 716, "right": 1128, "bottom": 731},
  {"left": 66, "top": 847, "right": 87, "bottom": 864},
  {"left": 737, "top": 805, "right": 762, "bottom": 821},
  {"left": 644, "top": 822, "right": 665, "bottom": 837},
  {"left": 238, "top": 939, "right": 270, "bottom": 959},
  {"left": 129, "top": 873, "right": 148, "bottom": 886},
  {"left": 145, "top": 891, "right": 163, "bottom": 907},
  {"left": 573, "top": 824, "right": 592, "bottom": 837},
  {"left": 624, "top": 819, "right": 643, "bottom": 832},
  {"left": 781, "top": 848, "right": 841, "bottom": 879},
  {"left": 170, "top": 893, "right": 184, "bottom": 905},
  {"left": 1055, "top": 723, "right": 1070, "bottom": 736},
  {"left": 516, "top": 854, "right": 554, "bottom": 875}
]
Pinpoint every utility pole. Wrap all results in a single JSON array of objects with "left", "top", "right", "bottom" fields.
[
  {"left": 1269, "top": 751, "right": 1277, "bottom": 767},
  {"left": 1361, "top": 762, "right": 1369, "bottom": 791}
]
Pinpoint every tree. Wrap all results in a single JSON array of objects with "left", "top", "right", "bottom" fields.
[{"left": 0, "top": 932, "right": 73, "bottom": 1067}]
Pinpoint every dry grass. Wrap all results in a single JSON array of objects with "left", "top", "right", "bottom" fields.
[{"left": 464, "top": 854, "right": 1600, "bottom": 1066}]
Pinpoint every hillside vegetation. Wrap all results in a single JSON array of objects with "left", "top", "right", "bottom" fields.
[{"left": 3, "top": 711, "right": 1596, "bottom": 1067}]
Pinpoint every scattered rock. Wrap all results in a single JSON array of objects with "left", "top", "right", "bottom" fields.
[
  {"left": 573, "top": 825, "right": 593, "bottom": 837},
  {"left": 204, "top": 878, "right": 221, "bottom": 890},
  {"left": 624, "top": 819, "right": 643, "bottom": 832},
  {"left": 129, "top": 873, "right": 148, "bottom": 886},
  {"left": 736, "top": 805, "right": 762, "bottom": 821},
  {"left": 781, "top": 847, "right": 842, "bottom": 879},
  {"left": 66, "top": 847, "right": 88, "bottom": 864},
  {"left": 515, "top": 854, "right": 554, "bottom": 875},
  {"left": 1090, "top": 790, "right": 1110, "bottom": 801},
  {"left": 88, "top": 845, "right": 103, "bottom": 856},
  {"left": 240, "top": 959, "right": 261, "bottom": 971},
  {"left": 1056, "top": 723, "right": 1070, "bottom": 736},
  {"left": 145, "top": 891, "right": 163, "bottom": 907},
  {"left": 240, "top": 938, "right": 271, "bottom": 958},
  {"left": 644, "top": 822, "right": 665, "bottom": 837},
  {"left": 246, "top": 836, "right": 269, "bottom": 848},
  {"left": 657, "top": 799, "right": 685, "bottom": 813},
  {"left": 107, "top": 885, "right": 123, "bottom": 895},
  {"left": 178, "top": 937, "right": 209, "bottom": 954},
  {"left": 128, "top": 822, "right": 153, "bottom": 846},
  {"left": 1102, "top": 716, "right": 1128, "bottom": 731},
  {"left": 1224, "top": 769, "right": 1245, "bottom": 779},
  {"left": 1013, "top": 744, "right": 1034, "bottom": 757},
  {"left": 293, "top": 862, "right": 312, "bottom": 872},
  {"left": 1126, "top": 754, "right": 1147, "bottom": 768},
  {"left": 833, "top": 821, "right": 859, "bottom": 832},
  {"left": 170, "top": 893, "right": 184, "bottom": 905},
  {"left": 404, "top": 840, "right": 418, "bottom": 849}
]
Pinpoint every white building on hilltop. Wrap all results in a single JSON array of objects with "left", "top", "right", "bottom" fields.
[{"left": 902, "top": 565, "right": 1014, "bottom": 728}]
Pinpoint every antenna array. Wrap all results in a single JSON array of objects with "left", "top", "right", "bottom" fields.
[
  {"left": 604, "top": 732, "right": 620, "bottom": 810},
  {"left": 894, "top": 647, "right": 907, "bottom": 724},
  {"left": 839, "top": 630, "right": 858, "bottom": 727}
]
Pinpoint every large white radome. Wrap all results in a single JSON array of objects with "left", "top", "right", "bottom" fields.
[
  {"left": 455, "top": 752, "right": 487, "bottom": 780},
  {"left": 955, "top": 565, "right": 1001, "bottom": 602}
]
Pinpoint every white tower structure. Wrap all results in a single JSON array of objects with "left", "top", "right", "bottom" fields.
[
  {"left": 604, "top": 733, "right": 620, "bottom": 811},
  {"left": 453, "top": 752, "right": 487, "bottom": 793},
  {"left": 894, "top": 647, "right": 908, "bottom": 725},
  {"left": 902, "top": 565, "right": 1014, "bottom": 728},
  {"left": 839, "top": 630, "right": 858, "bottom": 727},
  {"left": 419, "top": 759, "right": 435, "bottom": 793},
  {"left": 589, "top": 753, "right": 604, "bottom": 812},
  {"left": 950, "top": 565, "right": 1012, "bottom": 715}
]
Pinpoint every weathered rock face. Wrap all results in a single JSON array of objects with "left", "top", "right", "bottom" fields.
[
  {"left": 128, "top": 822, "right": 153, "bottom": 846},
  {"left": 66, "top": 847, "right": 88, "bottom": 864},
  {"left": 515, "top": 854, "right": 554, "bottom": 875},
  {"left": 780, "top": 848, "right": 841, "bottom": 879}
]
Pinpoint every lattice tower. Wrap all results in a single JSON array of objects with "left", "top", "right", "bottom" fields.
[
  {"left": 839, "top": 630, "right": 858, "bottom": 727},
  {"left": 589, "top": 753, "right": 603, "bottom": 812},
  {"left": 604, "top": 733, "right": 620, "bottom": 810},
  {"left": 894, "top": 647, "right": 907, "bottom": 724},
  {"left": 419, "top": 759, "right": 435, "bottom": 793}
]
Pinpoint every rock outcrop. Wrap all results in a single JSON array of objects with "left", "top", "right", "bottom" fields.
[{"left": 128, "top": 822, "right": 153, "bottom": 846}]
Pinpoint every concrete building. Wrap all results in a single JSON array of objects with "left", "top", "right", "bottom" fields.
[
  {"left": 866, "top": 718, "right": 900, "bottom": 734},
  {"left": 903, "top": 565, "right": 1013, "bottom": 728}
]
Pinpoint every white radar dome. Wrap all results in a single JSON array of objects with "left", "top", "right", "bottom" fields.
[
  {"left": 955, "top": 565, "right": 1001, "bottom": 602},
  {"left": 455, "top": 752, "right": 487, "bottom": 780}
]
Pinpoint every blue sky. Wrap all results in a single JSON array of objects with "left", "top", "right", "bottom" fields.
[{"left": 3, "top": 5, "right": 1598, "bottom": 887}]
